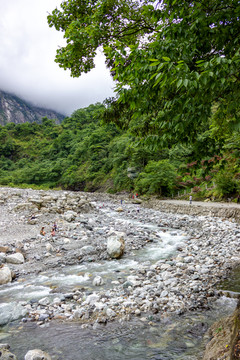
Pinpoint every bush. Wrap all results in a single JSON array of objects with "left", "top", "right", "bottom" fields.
[
  {"left": 135, "top": 160, "right": 177, "bottom": 196},
  {"left": 214, "top": 169, "right": 237, "bottom": 197}
]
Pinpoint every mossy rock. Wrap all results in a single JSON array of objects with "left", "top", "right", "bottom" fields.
[{"left": 203, "top": 300, "right": 240, "bottom": 360}]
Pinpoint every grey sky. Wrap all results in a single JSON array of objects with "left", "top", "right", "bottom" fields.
[{"left": 0, "top": 0, "right": 115, "bottom": 115}]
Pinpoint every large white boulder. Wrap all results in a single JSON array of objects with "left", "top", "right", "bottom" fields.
[
  {"left": 107, "top": 234, "right": 125, "bottom": 259},
  {"left": 0, "top": 265, "right": 12, "bottom": 285},
  {"left": 6, "top": 252, "right": 25, "bottom": 264},
  {"left": 25, "top": 349, "right": 52, "bottom": 360}
]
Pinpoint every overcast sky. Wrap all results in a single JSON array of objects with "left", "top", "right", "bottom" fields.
[{"left": 0, "top": 0, "right": 115, "bottom": 116}]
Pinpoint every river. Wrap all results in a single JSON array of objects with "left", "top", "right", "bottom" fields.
[{"left": 0, "top": 195, "right": 238, "bottom": 359}]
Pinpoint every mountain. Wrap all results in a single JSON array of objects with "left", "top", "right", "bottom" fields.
[{"left": 0, "top": 90, "right": 65, "bottom": 125}]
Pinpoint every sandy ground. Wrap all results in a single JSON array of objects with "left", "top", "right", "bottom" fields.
[{"left": 0, "top": 204, "right": 58, "bottom": 246}]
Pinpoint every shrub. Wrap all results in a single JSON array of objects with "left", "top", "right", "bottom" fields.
[
  {"left": 192, "top": 186, "right": 201, "bottom": 193},
  {"left": 214, "top": 169, "right": 237, "bottom": 197},
  {"left": 135, "top": 160, "right": 177, "bottom": 196}
]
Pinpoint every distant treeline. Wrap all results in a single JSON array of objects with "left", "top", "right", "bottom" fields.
[{"left": 0, "top": 102, "right": 239, "bottom": 200}]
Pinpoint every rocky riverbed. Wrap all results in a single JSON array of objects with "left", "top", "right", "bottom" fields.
[{"left": 0, "top": 187, "right": 240, "bottom": 359}]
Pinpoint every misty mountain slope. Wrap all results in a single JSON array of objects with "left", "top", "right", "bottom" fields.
[{"left": 0, "top": 90, "right": 65, "bottom": 125}]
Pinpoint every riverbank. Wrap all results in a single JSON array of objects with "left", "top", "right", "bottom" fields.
[
  {"left": 1, "top": 188, "right": 240, "bottom": 359},
  {"left": 142, "top": 198, "right": 240, "bottom": 223},
  {"left": 141, "top": 197, "right": 240, "bottom": 359}
]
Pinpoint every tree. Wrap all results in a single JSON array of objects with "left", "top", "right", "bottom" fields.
[
  {"left": 47, "top": 0, "right": 156, "bottom": 75},
  {"left": 215, "top": 168, "right": 238, "bottom": 197},
  {"left": 135, "top": 159, "right": 177, "bottom": 195},
  {"left": 48, "top": 0, "right": 240, "bottom": 144},
  {"left": 62, "top": 103, "right": 104, "bottom": 131}
]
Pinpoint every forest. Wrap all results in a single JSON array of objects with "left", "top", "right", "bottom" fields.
[
  {"left": 0, "top": 101, "right": 239, "bottom": 201},
  {"left": 0, "top": 0, "right": 239, "bottom": 200}
]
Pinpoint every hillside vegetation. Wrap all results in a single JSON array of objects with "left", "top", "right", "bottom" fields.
[
  {"left": 0, "top": 102, "right": 239, "bottom": 201},
  {"left": 1, "top": 1, "right": 239, "bottom": 200}
]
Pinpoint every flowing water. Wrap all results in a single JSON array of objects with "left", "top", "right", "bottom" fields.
[
  {"left": 1, "top": 297, "right": 236, "bottom": 360},
  {"left": 0, "top": 210, "right": 185, "bottom": 304},
  {"left": 0, "top": 206, "right": 237, "bottom": 359}
]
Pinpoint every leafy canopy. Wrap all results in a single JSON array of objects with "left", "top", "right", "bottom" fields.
[
  {"left": 135, "top": 159, "right": 177, "bottom": 195},
  {"left": 47, "top": 0, "right": 156, "bottom": 76},
  {"left": 48, "top": 0, "right": 240, "bottom": 144}
]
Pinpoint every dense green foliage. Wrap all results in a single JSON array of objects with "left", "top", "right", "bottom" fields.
[
  {"left": 0, "top": 103, "right": 239, "bottom": 200},
  {"left": 1, "top": 1, "right": 239, "bottom": 200},
  {"left": 48, "top": 0, "right": 240, "bottom": 146}
]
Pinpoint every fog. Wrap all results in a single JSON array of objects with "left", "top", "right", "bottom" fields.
[{"left": 0, "top": 0, "right": 115, "bottom": 115}]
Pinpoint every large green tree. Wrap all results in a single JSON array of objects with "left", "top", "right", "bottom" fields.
[
  {"left": 48, "top": 0, "right": 240, "bottom": 144},
  {"left": 47, "top": 0, "right": 156, "bottom": 75}
]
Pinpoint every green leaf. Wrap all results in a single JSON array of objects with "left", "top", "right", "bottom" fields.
[
  {"left": 193, "top": 80, "right": 198, "bottom": 88},
  {"left": 162, "top": 56, "right": 171, "bottom": 62},
  {"left": 177, "top": 79, "right": 183, "bottom": 88},
  {"left": 150, "top": 62, "right": 160, "bottom": 66}
]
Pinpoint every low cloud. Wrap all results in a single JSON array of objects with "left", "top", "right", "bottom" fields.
[{"left": 0, "top": 0, "right": 115, "bottom": 115}]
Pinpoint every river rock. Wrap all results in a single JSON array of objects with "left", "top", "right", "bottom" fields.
[
  {"left": 84, "top": 293, "right": 100, "bottom": 306},
  {"left": 93, "top": 275, "right": 104, "bottom": 286},
  {"left": 24, "top": 349, "right": 52, "bottom": 360},
  {"left": 38, "top": 297, "right": 50, "bottom": 306},
  {"left": 0, "top": 246, "right": 9, "bottom": 253},
  {"left": 6, "top": 253, "right": 25, "bottom": 264},
  {"left": 0, "top": 346, "right": 17, "bottom": 360},
  {"left": 0, "top": 253, "right": 6, "bottom": 265},
  {"left": 45, "top": 243, "right": 54, "bottom": 252},
  {"left": 107, "top": 234, "right": 125, "bottom": 259},
  {"left": 79, "top": 245, "right": 95, "bottom": 255},
  {"left": 0, "top": 345, "right": 10, "bottom": 351},
  {"left": 0, "top": 302, "right": 28, "bottom": 325},
  {"left": 0, "top": 265, "right": 12, "bottom": 285},
  {"left": 105, "top": 308, "right": 116, "bottom": 318},
  {"left": 132, "top": 199, "right": 142, "bottom": 204},
  {"left": 63, "top": 211, "right": 77, "bottom": 222}
]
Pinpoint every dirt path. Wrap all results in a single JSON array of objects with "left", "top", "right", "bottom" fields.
[
  {"left": 156, "top": 199, "right": 240, "bottom": 209},
  {"left": 141, "top": 198, "right": 240, "bottom": 223}
]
